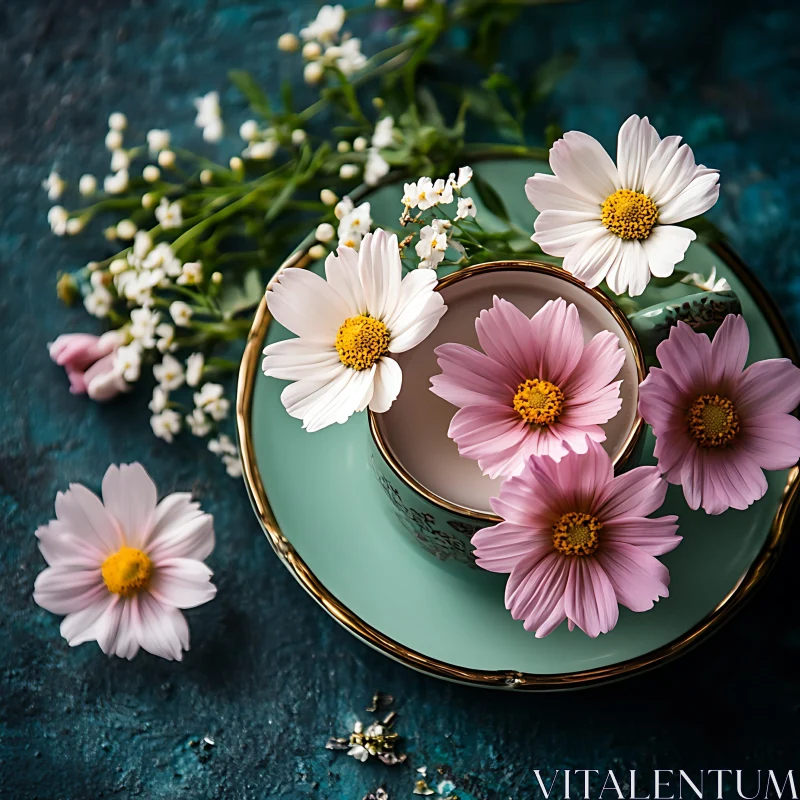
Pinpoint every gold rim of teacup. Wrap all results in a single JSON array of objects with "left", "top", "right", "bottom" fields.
[{"left": 368, "top": 260, "right": 647, "bottom": 522}]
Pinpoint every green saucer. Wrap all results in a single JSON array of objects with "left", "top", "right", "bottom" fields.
[{"left": 237, "top": 160, "right": 799, "bottom": 689}]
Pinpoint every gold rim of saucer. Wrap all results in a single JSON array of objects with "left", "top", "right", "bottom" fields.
[{"left": 368, "top": 260, "right": 647, "bottom": 522}]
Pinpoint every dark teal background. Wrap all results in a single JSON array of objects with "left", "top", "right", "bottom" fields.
[{"left": 2, "top": 1, "right": 800, "bottom": 797}]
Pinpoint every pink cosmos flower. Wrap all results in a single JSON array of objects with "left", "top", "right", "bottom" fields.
[
  {"left": 472, "top": 441, "right": 680, "bottom": 638},
  {"left": 430, "top": 296, "right": 626, "bottom": 479},
  {"left": 33, "top": 463, "right": 216, "bottom": 660},
  {"left": 638, "top": 314, "right": 800, "bottom": 515},
  {"left": 49, "top": 331, "right": 129, "bottom": 401}
]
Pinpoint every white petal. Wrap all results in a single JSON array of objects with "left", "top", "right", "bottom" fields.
[
  {"left": 369, "top": 357, "right": 402, "bottom": 413},
  {"left": 641, "top": 225, "right": 696, "bottom": 278},
  {"left": 533, "top": 212, "right": 606, "bottom": 258},
  {"left": 147, "top": 508, "right": 215, "bottom": 562},
  {"left": 607, "top": 239, "right": 650, "bottom": 297},
  {"left": 384, "top": 268, "right": 439, "bottom": 331},
  {"left": 389, "top": 294, "right": 446, "bottom": 353},
  {"left": 657, "top": 170, "right": 720, "bottom": 224},
  {"left": 55, "top": 484, "right": 122, "bottom": 556},
  {"left": 549, "top": 130, "right": 621, "bottom": 203},
  {"left": 59, "top": 594, "right": 115, "bottom": 646},
  {"left": 358, "top": 230, "right": 402, "bottom": 322},
  {"left": 110, "top": 599, "right": 141, "bottom": 659},
  {"left": 325, "top": 246, "right": 366, "bottom": 316},
  {"left": 305, "top": 366, "right": 375, "bottom": 432},
  {"left": 616, "top": 115, "right": 660, "bottom": 192},
  {"left": 262, "top": 337, "right": 342, "bottom": 381},
  {"left": 525, "top": 173, "right": 598, "bottom": 213},
  {"left": 562, "top": 229, "right": 620, "bottom": 288},
  {"left": 267, "top": 267, "right": 349, "bottom": 343},
  {"left": 33, "top": 566, "right": 105, "bottom": 614},
  {"left": 133, "top": 593, "right": 188, "bottom": 661},
  {"left": 36, "top": 520, "right": 105, "bottom": 568},
  {"left": 94, "top": 595, "right": 124, "bottom": 656},
  {"left": 150, "top": 558, "right": 217, "bottom": 609},
  {"left": 101, "top": 463, "right": 158, "bottom": 548}
]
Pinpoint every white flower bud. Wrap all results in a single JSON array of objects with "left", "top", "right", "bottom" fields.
[
  {"left": 320, "top": 189, "right": 338, "bottom": 206},
  {"left": 229, "top": 156, "right": 243, "bottom": 171},
  {"left": 339, "top": 163, "right": 359, "bottom": 180},
  {"left": 66, "top": 217, "right": 84, "bottom": 235},
  {"left": 104, "top": 169, "right": 129, "bottom": 195},
  {"left": 110, "top": 149, "right": 130, "bottom": 171},
  {"left": 79, "top": 174, "right": 97, "bottom": 196},
  {"left": 315, "top": 222, "right": 335, "bottom": 243},
  {"left": 403, "top": 0, "right": 424, "bottom": 8},
  {"left": 110, "top": 258, "right": 128, "bottom": 275},
  {"left": 302, "top": 41, "right": 322, "bottom": 60},
  {"left": 143, "top": 165, "right": 161, "bottom": 183},
  {"left": 116, "top": 219, "right": 138, "bottom": 240},
  {"left": 147, "top": 129, "right": 171, "bottom": 152},
  {"left": 304, "top": 61, "right": 324, "bottom": 85},
  {"left": 246, "top": 141, "right": 277, "bottom": 160},
  {"left": 105, "top": 130, "right": 123, "bottom": 150},
  {"left": 108, "top": 112, "right": 128, "bottom": 131},
  {"left": 337, "top": 140, "right": 351, "bottom": 153},
  {"left": 104, "top": 226, "right": 118, "bottom": 241},
  {"left": 200, "top": 169, "right": 214, "bottom": 185},
  {"left": 239, "top": 120, "right": 259, "bottom": 142},
  {"left": 211, "top": 271, "right": 223, "bottom": 284},
  {"left": 353, "top": 136, "right": 368, "bottom": 152},
  {"left": 278, "top": 32, "right": 300, "bottom": 52},
  {"left": 372, "top": 97, "right": 385, "bottom": 109},
  {"left": 141, "top": 192, "right": 156, "bottom": 209},
  {"left": 308, "top": 244, "right": 326, "bottom": 260},
  {"left": 291, "top": 128, "right": 307, "bottom": 146},
  {"left": 157, "top": 150, "right": 176, "bottom": 169}
]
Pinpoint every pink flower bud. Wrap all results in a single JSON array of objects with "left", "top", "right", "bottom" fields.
[{"left": 48, "top": 331, "right": 128, "bottom": 401}]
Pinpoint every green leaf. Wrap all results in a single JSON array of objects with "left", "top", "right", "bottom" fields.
[
  {"left": 228, "top": 70, "right": 272, "bottom": 119},
  {"left": 472, "top": 172, "right": 511, "bottom": 223},
  {"left": 264, "top": 179, "right": 298, "bottom": 225},
  {"left": 530, "top": 53, "right": 575, "bottom": 103},
  {"left": 218, "top": 268, "right": 264, "bottom": 317},
  {"left": 281, "top": 80, "right": 294, "bottom": 114}
]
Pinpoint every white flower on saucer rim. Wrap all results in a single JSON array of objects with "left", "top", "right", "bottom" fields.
[
  {"left": 32, "top": 463, "right": 216, "bottom": 660},
  {"left": 526, "top": 114, "right": 720, "bottom": 297},
  {"left": 262, "top": 228, "right": 447, "bottom": 431}
]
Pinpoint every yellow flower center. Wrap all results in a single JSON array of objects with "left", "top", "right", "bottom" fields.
[
  {"left": 687, "top": 393, "right": 740, "bottom": 448},
  {"left": 335, "top": 314, "right": 390, "bottom": 371},
  {"left": 513, "top": 378, "right": 564, "bottom": 426},
  {"left": 553, "top": 511, "right": 602, "bottom": 556},
  {"left": 101, "top": 547, "right": 153, "bottom": 596},
  {"left": 601, "top": 188, "right": 659, "bottom": 240}
]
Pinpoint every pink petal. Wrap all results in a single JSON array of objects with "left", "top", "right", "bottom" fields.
[
  {"left": 652, "top": 427, "right": 695, "bottom": 481},
  {"left": 33, "top": 566, "right": 105, "bottom": 614},
  {"left": 147, "top": 509, "right": 215, "bottom": 562},
  {"left": 740, "top": 412, "right": 800, "bottom": 470},
  {"left": 734, "top": 358, "right": 800, "bottom": 416},
  {"left": 94, "top": 595, "right": 124, "bottom": 656},
  {"left": 561, "top": 330, "right": 625, "bottom": 400},
  {"left": 102, "top": 463, "right": 158, "bottom": 549},
  {"left": 489, "top": 467, "right": 562, "bottom": 527},
  {"left": 653, "top": 321, "right": 712, "bottom": 396},
  {"left": 596, "top": 542, "right": 670, "bottom": 612},
  {"left": 431, "top": 342, "right": 518, "bottom": 408},
  {"left": 133, "top": 593, "right": 189, "bottom": 661},
  {"left": 111, "top": 599, "right": 141, "bottom": 660},
  {"left": 472, "top": 522, "right": 552, "bottom": 574},
  {"left": 529, "top": 298, "right": 584, "bottom": 386},
  {"left": 55, "top": 484, "right": 122, "bottom": 555},
  {"left": 595, "top": 465, "right": 668, "bottom": 521},
  {"left": 150, "top": 558, "right": 217, "bottom": 609},
  {"left": 709, "top": 314, "right": 749, "bottom": 388},
  {"left": 638, "top": 368, "right": 689, "bottom": 433},
  {"left": 564, "top": 557, "right": 618, "bottom": 638},
  {"left": 36, "top": 520, "right": 105, "bottom": 568},
  {"left": 602, "top": 516, "right": 681, "bottom": 556},
  {"left": 475, "top": 296, "right": 538, "bottom": 379},
  {"left": 505, "top": 551, "right": 570, "bottom": 638},
  {"left": 561, "top": 381, "right": 623, "bottom": 425},
  {"left": 59, "top": 594, "right": 115, "bottom": 647}
]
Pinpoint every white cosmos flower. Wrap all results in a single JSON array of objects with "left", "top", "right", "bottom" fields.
[
  {"left": 32, "top": 463, "right": 215, "bottom": 660},
  {"left": 262, "top": 229, "right": 447, "bottom": 432},
  {"left": 526, "top": 114, "right": 720, "bottom": 297}
]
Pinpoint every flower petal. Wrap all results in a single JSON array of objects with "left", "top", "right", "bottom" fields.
[
  {"left": 262, "top": 337, "right": 342, "bottom": 382},
  {"left": 525, "top": 173, "right": 599, "bottom": 214},
  {"left": 596, "top": 542, "right": 670, "bottom": 612},
  {"left": 528, "top": 298, "right": 584, "bottom": 386},
  {"left": 561, "top": 330, "right": 625, "bottom": 400},
  {"left": 739, "top": 412, "right": 800, "bottom": 470},
  {"left": 653, "top": 321, "right": 712, "bottom": 396},
  {"left": 735, "top": 357, "right": 800, "bottom": 416},
  {"left": 474, "top": 296, "right": 535, "bottom": 379},
  {"left": 33, "top": 566, "right": 105, "bottom": 614},
  {"left": 562, "top": 229, "right": 620, "bottom": 288},
  {"left": 549, "top": 130, "right": 621, "bottom": 203},
  {"left": 59, "top": 594, "right": 116, "bottom": 647},
  {"left": 133, "top": 593, "right": 189, "bottom": 661},
  {"left": 430, "top": 342, "right": 518, "bottom": 407},
  {"left": 358, "top": 229, "right": 402, "bottom": 323},
  {"left": 324, "top": 245, "right": 366, "bottom": 316},
  {"left": 564, "top": 557, "right": 618, "bottom": 638},
  {"left": 472, "top": 522, "right": 552, "bottom": 574},
  {"left": 602, "top": 515, "right": 681, "bottom": 556},
  {"left": 616, "top": 115, "right": 661, "bottom": 192},
  {"left": 150, "top": 558, "right": 217, "bottom": 609},
  {"left": 657, "top": 169, "right": 720, "bottom": 225},
  {"left": 641, "top": 224, "right": 695, "bottom": 279},
  {"left": 55, "top": 483, "right": 122, "bottom": 555},
  {"left": 369, "top": 357, "right": 402, "bottom": 413},
  {"left": 505, "top": 551, "right": 570, "bottom": 638},
  {"left": 642, "top": 137, "right": 698, "bottom": 207},
  {"left": 147, "top": 505, "right": 215, "bottom": 562},
  {"left": 388, "top": 293, "right": 446, "bottom": 353},
  {"left": 36, "top": 520, "right": 105, "bottom": 568},
  {"left": 606, "top": 239, "right": 650, "bottom": 297},
  {"left": 533, "top": 212, "right": 606, "bottom": 258},
  {"left": 384, "top": 268, "right": 439, "bottom": 331},
  {"left": 101, "top": 463, "right": 158, "bottom": 549},
  {"left": 595, "top": 465, "right": 668, "bottom": 521}
]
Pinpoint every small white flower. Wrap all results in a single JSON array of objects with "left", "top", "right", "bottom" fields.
[
  {"left": 300, "top": 4, "right": 345, "bottom": 43},
  {"left": 33, "top": 462, "right": 216, "bottom": 660},
  {"left": 109, "top": 258, "right": 128, "bottom": 276},
  {"left": 304, "top": 61, "right": 324, "bottom": 85},
  {"left": 155, "top": 198, "right": 183, "bottom": 229},
  {"left": 158, "top": 150, "right": 176, "bottom": 169},
  {"left": 115, "top": 343, "right": 142, "bottom": 382},
  {"left": 48, "top": 205, "right": 68, "bottom": 235},
  {"left": 450, "top": 165, "right": 473, "bottom": 189},
  {"left": 133, "top": 231, "right": 153, "bottom": 260},
  {"left": 348, "top": 744, "right": 369, "bottom": 763},
  {"left": 320, "top": 189, "right": 338, "bottom": 206},
  {"left": 84, "top": 287, "right": 113, "bottom": 318},
  {"left": 229, "top": 156, "right": 243, "bottom": 172},
  {"left": 414, "top": 177, "right": 436, "bottom": 210},
  {"left": 169, "top": 301, "right": 193, "bottom": 327},
  {"left": 336, "top": 38, "right": 366, "bottom": 76},
  {"left": 147, "top": 129, "right": 171, "bottom": 153},
  {"left": 455, "top": 196, "right": 477, "bottom": 220},
  {"left": 151, "top": 409, "right": 182, "bottom": 443},
  {"left": 104, "top": 169, "right": 129, "bottom": 195},
  {"left": 116, "top": 219, "right": 137, "bottom": 240},
  {"left": 309, "top": 244, "right": 327, "bottom": 260},
  {"left": 108, "top": 112, "right": 127, "bottom": 131},
  {"left": 244, "top": 140, "right": 278, "bottom": 160},
  {"left": 186, "top": 408, "right": 212, "bottom": 437},
  {"left": 186, "top": 353, "right": 205, "bottom": 387},
  {"left": 153, "top": 354, "right": 186, "bottom": 391},
  {"left": 371, "top": 116, "right": 395, "bottom": 149},
  {"left": 431, "top": 177, "right": 453, "bottom": 205},
  {"left": 130, "top": 308, "right": 161, "bottom": 349},
  {"left": 208, "top": 434, "right": 237, "bottom": 456},
  {"left": 302, "top": 41, "right": 323, "bottom": 60},
  {"left": 278, "top": 32, "right": 300, "bottom": 52},
  {"left": 90, "top": 270, "right": 108, "bottom": 290},
  {"left": 239, "top": 120, "right": 259, "bottom": 141},
  {"left": 194, "top": 383, "right": 230, "bottom": 421},
  {"left": 353, "top": 136, "right": 368, "bottom": 153},
  {"left": 526, "top": 114, "right": 720, "bottom": 296},
  {"left": 340, "top": 164, "right": 359, "bottom": 181},
  {"left": 79, "top": 174, "right": 97, "bottom": 196},
  {"left": 105, "top": 130, "right": 123, "bottom": 151},
  {"left": 110, "top": 149, "right": 130, "bottom": 172},
  {"left": 401, "top": 182, "right": 417, "bottom": 208},
  {"left": 42, "top": 171, "right": 65, "bottom": 201},
  {"left": 66, "top": 218, "right": 84, "bottom": 236},
  {"left": 221, "top": 454, "right": 242, "bottom": 478},
  {"left": 202, "top": 117, "right": 223, "bottom": 143},
  {"left": 337, "top": 201, "right": 372, "bottom": 249},
  {"left": 316, "top": 222, "right": 336, "bottom": 243},
  {"left": 334, "top": 196, "right": 353, "bottom": 219},
  {"left": 177, "top": 261, "right": 203, "bottom": 286},
  {"left": 680, "top": 265, "right": 731, "bottom": 293},
  {"left": 291, "top": 128, "right": 307, "bottom": 146},
  {"left": 149, "top": 385, "right": 168, "bottom": 413},
  {"left": 155, "top": 323, "right": 177, "bottom": 353},
  {"left": 143, "top": 165, "right": 161, "bottom": 183},
  {"left": 364, "top": 150, "right": 390, "bottom": 187},
  {"left": 416, "top": 221, "right": 448, "bottom": 269}
]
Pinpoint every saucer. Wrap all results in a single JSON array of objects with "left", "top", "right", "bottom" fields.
[{"left": 236, "top": 159, "right": 800, "bottom": 689}]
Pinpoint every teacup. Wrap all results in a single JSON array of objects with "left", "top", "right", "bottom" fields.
[{"left": 368, "top": 261, "right": 646, "bottom": 568}]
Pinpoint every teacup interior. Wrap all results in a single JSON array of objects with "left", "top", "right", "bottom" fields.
[{"left": 374, "top": 267, "right": 641, "bottom": 515}]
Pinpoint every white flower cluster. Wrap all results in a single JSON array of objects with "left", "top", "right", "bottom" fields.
[
  {"left": 208, "top": 434, "right": 243, "bottom": 478},
  {"left": 194, "top": 91, "right": 223, "bottom": 143},
  {"left": 340, "top": 115, "right": 394, "bottom": 187},
  {"left": 239, "top": 120, "right": 280, "bottom": 161},
  {"left": 334, "top": 198, "right": 372, "bottom": 251},
  {"left": 402, "top": 166, "right": 475, "bottom": 268}
]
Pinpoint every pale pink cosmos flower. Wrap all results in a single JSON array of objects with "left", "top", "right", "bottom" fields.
[
  {"left": 430, "top": 296, "right": 625, "bottom": 479},
  {"left": 472, "top": 441, "right": 680, "bottom": 638},
  {"left": 49, "top": 330, "right": 129, "bottom": 401},
  {"left": 638, "top": 314, "right": 800, "bottom": 515},
  {"left": 33, "top": 463, "right": 216, "bottom": 660}
]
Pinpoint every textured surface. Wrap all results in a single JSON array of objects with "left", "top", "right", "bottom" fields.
[{"left": 2, "top": 1, "right": 800, "bottom": 798}]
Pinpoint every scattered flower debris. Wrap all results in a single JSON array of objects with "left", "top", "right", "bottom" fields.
[
  {"left": 366, "top": 691, "right": 394, "bottom": 713},
  {"left": 362, "top": 789, "right": 389, "bottom": 800},
  {"left": 413, "top": 779, "right": 435, "bottom": 796},
  {"left": 325, "top": 711, "right": 406, "bottom": 766}
]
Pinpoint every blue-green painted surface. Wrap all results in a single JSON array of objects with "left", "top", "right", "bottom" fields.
[{"left": 3, "top": 1, "right": 800, "bottom": 797}]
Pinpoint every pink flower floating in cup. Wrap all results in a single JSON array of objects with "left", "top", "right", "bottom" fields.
[
  {"left": 639, "top": 314, "right": 800, "bottom": 515},
  {"left": 430, "top": 296, "right": 626, "bottom": 479},
  {"left": 472, "top": 441, "right": 680, "bottom": 638}
]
